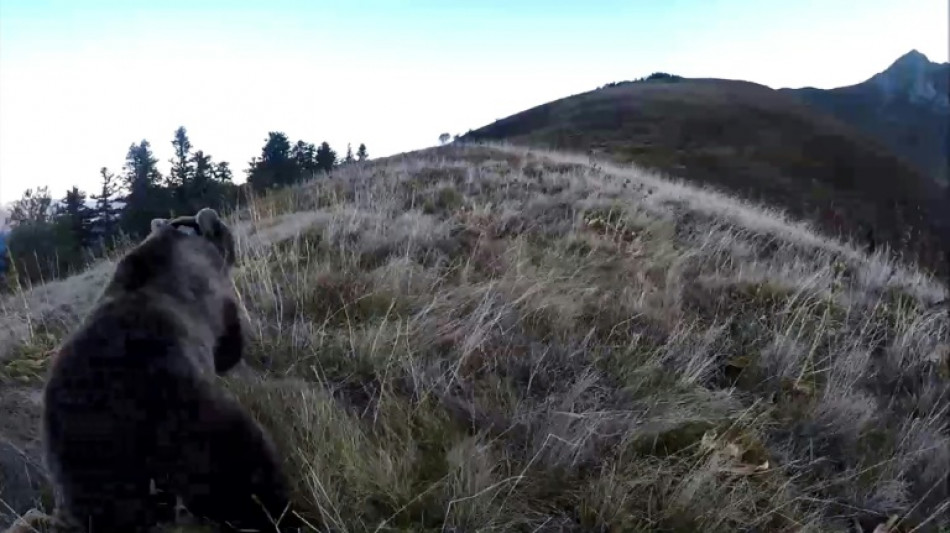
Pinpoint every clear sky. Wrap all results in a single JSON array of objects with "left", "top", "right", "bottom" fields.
[{"left": 0, "top": 0, "right": 947, "bottom": 204}]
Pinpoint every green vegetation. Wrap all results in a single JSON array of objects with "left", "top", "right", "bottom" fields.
[{"left": 1, "top": 128, "right": 371, "bottom": 289}]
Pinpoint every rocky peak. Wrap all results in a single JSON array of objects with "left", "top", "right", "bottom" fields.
[
  {"left": 869, "top": 50, "right": 949, "bottom": 110},
  {"left": 891, "top": 49, "right": 930, "bottom": 70}
]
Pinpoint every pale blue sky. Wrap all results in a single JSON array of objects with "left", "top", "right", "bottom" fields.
[{"left": 0, "top": 0, "right": 947, "bottom": 203}]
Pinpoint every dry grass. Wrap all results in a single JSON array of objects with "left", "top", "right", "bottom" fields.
[{"left": 2, "top": 144, "right": 949, "bottom": 532}]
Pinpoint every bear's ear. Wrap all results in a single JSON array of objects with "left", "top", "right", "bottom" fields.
[
  {"left": 150, "top": 218, "right": 169, "bottom": 233},
  {"left": 195, "top": 208, "right": 221, "bottom": 236},
  {"left": 195, "top": 208, "right": 236, "bottom": 267}
]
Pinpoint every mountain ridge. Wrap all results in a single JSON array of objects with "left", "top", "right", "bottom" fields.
[
  {"left": 780, "top": 50, "right": 949, "bottom": 184},
  {"left": 459, "top": 70, "right": 947, "bottom": 275}
]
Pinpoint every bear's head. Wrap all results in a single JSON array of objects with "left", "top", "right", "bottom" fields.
[
  {"left": 108, "top": 208, "right": 245, "bottom": 374},
  {"left": 149, "top": 207, "right": 237, "bottom": 268}
]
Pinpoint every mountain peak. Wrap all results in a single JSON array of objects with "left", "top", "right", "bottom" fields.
[
  {"left": 897, "top": 48, "right": 930, "bottom": 63},
  {"left": 892, "top": 49, "right": 930, "bottom": 68},
  {"left": 868, "top": 49, "right": 948, "bottom": 108}
]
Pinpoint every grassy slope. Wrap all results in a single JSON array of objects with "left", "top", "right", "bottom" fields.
[
  {"left": 2, "top": 145, "right": 949, "bottom": 532},
  {"left": 459, "top": 79, "right": 948, "bottom": 277}
]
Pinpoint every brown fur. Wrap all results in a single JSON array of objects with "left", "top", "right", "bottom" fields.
[{"left": 41, "top": 208, "right": 299, "bottom": 531}]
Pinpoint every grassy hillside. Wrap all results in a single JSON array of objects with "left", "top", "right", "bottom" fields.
[
  {"left": 2, "top": 145, "right": 949, "bottom": 532},
  {"left": 459, "top": 78, "right": 948, "bottom": 277}
]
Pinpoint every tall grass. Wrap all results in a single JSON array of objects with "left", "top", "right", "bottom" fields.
[{"left": 2, "top": 144, "right": 947, "bottom": 532}]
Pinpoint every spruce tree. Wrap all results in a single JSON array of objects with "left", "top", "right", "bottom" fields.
[
  {"left": 168, "top": 126, "right": 194, "bottom": 188},
  {"left": 213, "top": 161, "right": 233, "bottom": 182},
  {"left": 57, "top": 187, "right": 95, "bottom": 259},
  {"left": 119, "top": 140, "right": 166, "bottom": 236},
  {"left": 315, "top": 142, "right": 337, "bottom": 174},
  {"left": 291, "top": 140, "right": 317, "bottom": 180},
  {"left": 188, "top": 150, "right": 214, "bottom": 210},
  {"left": 90, "top": 167, "right": 121, "bottom": 246},
  {"left": 247, "top": 132, "right": 297, "bottom": 189}
]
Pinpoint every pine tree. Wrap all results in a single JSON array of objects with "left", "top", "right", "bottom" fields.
[
  {"left": 122, "top": 140, "right": 162, "bottom": 198},
  {"left": 90, "top": 167, "right": 121, "bottom": 245},
  {"left": 214, "top": 161, "right": 233, "bottom": 182},
  {"left": 57, "top": 187, "right": 95, "bottom": 253},
  {"left": 168, "top": 126, "right": 194, "bottom": 188},
  {"left": 245, "top": 156, "right": 261, "bottom": 182},
  {"left": 120, "top": 140, "right": 166, "bottom": 236},
  {"left": 304, "top": 143, "right": 317, "bottom": 177},
  {"left": 292, "top": 140, "right": 309, "bottom": 172},
  {"left": 261, "top": 132, "right": 291, "bottom": 164},
  {"left": 315, "top": 142, "right": 337, "bottom": 174},
  {"left": 6, "top": 187, "right": 60, "bottom": 282},
  {"left": 291, "top": 140, "right": 317, "bottom": 180},
  {"left": 344, "top": 143, "right": 355, "bottom": 165},
  {"left": 188, "top": 150, "right": 214, "bottom": 210},
  {"left": 356, "top": 143, "right": 369, "bottom": 162},
  {"left": 247, "top": 132, "right": 298, "bottom": 189},
  {"left": 211, "top": 160, "right": 237, "bottom": 208},
  {"left": 8, "top": 186, "right": 52, "bottom": 225}
]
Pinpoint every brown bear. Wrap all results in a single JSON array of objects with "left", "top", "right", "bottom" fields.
[{"left": 40, "top": 208, "right": 300, "bottom": 531}]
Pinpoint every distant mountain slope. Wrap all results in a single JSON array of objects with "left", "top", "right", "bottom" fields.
[
  {"left": 781, "top": 50, "right": 950, "bottom": 184},
  {"left": 459, "top": 77, "right": 947, "bottom": 273}
]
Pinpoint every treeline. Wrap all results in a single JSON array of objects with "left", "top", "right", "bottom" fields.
[
  {"left": 1, "top": 127, "right": 368, "bottom": 287},
  {"left": 599, "top": 72, "right": 685, "bottom": 90}
]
